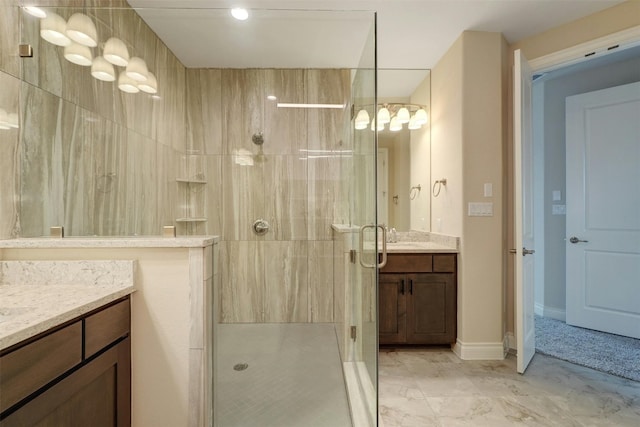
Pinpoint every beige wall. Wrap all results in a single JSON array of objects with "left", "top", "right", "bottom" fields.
[
  {"left": 511, "top": 1, "right": 640, "bottom": 61},
  {"left": 432, "top": 31, "right": 507, "bottom": 354},
  {"left": 410, "top": 73, "right": 431, "bottom": 232}
]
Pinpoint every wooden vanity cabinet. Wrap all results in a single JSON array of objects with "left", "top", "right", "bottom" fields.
[
  {"left": 0, "top": 297, "right": 131, "bottom": 426},
  {"left": 379, "top": 254, "right": 457, "bottom": 345}
]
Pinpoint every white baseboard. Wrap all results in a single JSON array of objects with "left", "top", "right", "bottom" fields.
[
  {"left": 542, "top": 306, "right": 566, "bottom": 322},
  {"left": 534, "top": 302, "right": 544, "bottom": 317},
  {"left": 452, "top": 339, "right": 506, "bottom": 360}
]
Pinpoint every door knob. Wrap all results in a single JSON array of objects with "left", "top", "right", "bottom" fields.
[
  {"left": 569, "top": 236, "right": 588, "bottom": 244},
  {"left": 523, "top": 248, "right": 535, "bottom": 256}
]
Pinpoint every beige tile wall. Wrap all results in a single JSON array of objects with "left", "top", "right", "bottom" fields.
[
  {"left": 186, "top": 68, "right": 351, "bottom": 323},
  {"left": 1, "top": 2, "right": 185, "bottom": 238}
]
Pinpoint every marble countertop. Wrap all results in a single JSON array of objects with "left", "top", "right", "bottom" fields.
[
  {"left": 0, "top": 260, "right": 136, "bottom": 351},
  {"left": 0, "top": 235, "right": 219, "bottom": 249},
  {"left": 383, "top": 241, "right": 457, "bottom": 253}
]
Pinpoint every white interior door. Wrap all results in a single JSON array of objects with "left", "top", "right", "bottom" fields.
[
  {"left": 514, "top": 49, "right": 536, "bottom": 374},
  {"left": 566, "top": 82, "right": 640, "bottom": 339}
]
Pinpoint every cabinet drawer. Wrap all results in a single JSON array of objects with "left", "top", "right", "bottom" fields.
[
  {"left": 381, "top": 254, "right": 433, "bottom": 273},
  {"left": 0, "top": 322, "right": 82, "bottom": 412},
  {"left": 433, "top": 254, "right": 456, "bottom": 272},
  {"left": 85, "top": 299, "right": 130, "bottom": 358}
]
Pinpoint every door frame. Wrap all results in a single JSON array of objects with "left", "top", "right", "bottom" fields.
[{"left": 510, "top": 25, "right": 640, "bottom": 367}]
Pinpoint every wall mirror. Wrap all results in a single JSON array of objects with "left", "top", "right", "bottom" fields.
[{"left": 374, "top": 69, "right": 431, "bottom": 232}]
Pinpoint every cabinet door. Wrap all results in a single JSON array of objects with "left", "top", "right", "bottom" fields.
[
  {"left": 1, "top": 337, "right": 131, "bottom": 427},
  {"left": 379, "top": 274, "right": 407, "bottom": 345},
  {"left": 407, "top": 273, "right": 456, "bottom": 344}
]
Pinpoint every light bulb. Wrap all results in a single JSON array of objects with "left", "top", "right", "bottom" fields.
[
  {"left": 231, "top": 8, "right": 249, "bottom": 20},
  {"left": 397, "top": 107, "right": 410, "bottom": 124}
]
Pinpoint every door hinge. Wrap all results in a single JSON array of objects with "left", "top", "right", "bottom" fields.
[
  {"left": 350, "top": 104, "right": 355, "bottom": 120},
  {"left": 349, "top": 249, "right": 357, "bottom": 264},
  {"left": 350, "top": 326, "right": 357, "bottom": 341}
]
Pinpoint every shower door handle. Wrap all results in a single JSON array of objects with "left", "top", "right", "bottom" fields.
[{"left": 359, "top": 224, "right": 387, "bottom": 269}]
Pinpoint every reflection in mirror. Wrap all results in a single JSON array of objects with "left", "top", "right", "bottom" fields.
[{"left": 375, "top": 69, "right": 431, "bottom": 232}]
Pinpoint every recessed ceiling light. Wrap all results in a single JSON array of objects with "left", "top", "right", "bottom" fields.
[
  {"left": 267, "top": 95, "right": 277, "bottom": 101},
  {"left": 231, "top": 8, "right": 249, "bottom": 21}
]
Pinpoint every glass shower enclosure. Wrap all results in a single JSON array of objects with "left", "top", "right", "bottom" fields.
[{"left": 5, "top": 3, "right": 379, "bottom": 426}]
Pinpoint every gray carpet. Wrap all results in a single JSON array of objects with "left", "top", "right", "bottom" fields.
[{"left": 535, "top": 315, "right": 640, "bottom": 382}]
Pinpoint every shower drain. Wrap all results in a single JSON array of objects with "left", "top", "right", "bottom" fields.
[{"left": 233, "top": 363, "right": 249, "bottom": 371}]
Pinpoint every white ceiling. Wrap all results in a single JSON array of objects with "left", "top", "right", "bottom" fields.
[{"left": 127, "top": 0, "right": 624, "bottom": 96}]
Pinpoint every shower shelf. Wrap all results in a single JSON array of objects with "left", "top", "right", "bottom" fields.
[
  {"left": 176, "top": 218, "right": 207, "bottom": 223},
  {"left": 176, "top": 178, "right": 207, "bottom": 184}
]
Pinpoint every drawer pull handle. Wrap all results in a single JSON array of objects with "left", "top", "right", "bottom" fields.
[
  {"left": 400, "top": 279, "right": 405, "bottom": 295},
  {"left": 409, "top": 279, "right": 413, "bottom": 295}
]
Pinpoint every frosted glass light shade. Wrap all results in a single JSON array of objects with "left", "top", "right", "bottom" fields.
[
  {"left": 377, "top": 107, "right": 390, "bottom": 124},
  {"left": 138, "top": 72, "right": 158, "bottom": 94},
  {"left": 397, "top": 107, "right": 410, "bottom": 124},
  {"left": 91, "top": 56, "right": 116, "bottom": 81},
  {"left": 118, "top": 73, "right": 139, "bottom": 93},
  {"left": 24, "top": 6, "right": 47, "bottom": 18},
  {"left": 389, "top": 116, "right": 402, "bottom": 132},
  {"left": 103, "top": 37, "right": 129, "bottom": 66},
  {"left": 370, "top": 119, "right": 384, "bottom": 131},
  {"left": 64, "top": 42, "right": 93, "bottom": 66},
  {"left": 354, "top": 109, "right": 370, "bottom": 130},
  {"left": 40, "top": 12, "right": 71, "bottom": 46},
  {"left": 408, "top": 115, "right": 421, "bottom": 130},
  {"left": 66, "top": 13, "right": 98, "bottom": 47},
  {"left": 125, "top": 57, "right": 148, "bottom": 82},
  {"left": 414, "top": 108, "right": 428, "bottom": 125}
]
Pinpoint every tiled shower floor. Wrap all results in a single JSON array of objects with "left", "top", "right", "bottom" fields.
[{"left": 215, "top": 323, "right": 352, "bottom": 427}]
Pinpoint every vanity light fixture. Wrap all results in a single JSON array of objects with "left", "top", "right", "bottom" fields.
[
  {"left": 103, "top": 37, "right": 130, "bottom": 66},
  {"left": 118, "top": 73, "right": 140, "bottom": 93},
  {"left": 91, "top": 56, "right": 116, "bottom": 81},
  {"left": 24, "top": 6, "right": 47, "bottom": 18},
  {"left": 40, "top": 12, "right": 71, "bottom": 46},
  {"left": 231, "top": 8, "right": 249, "bottom": 21},
  {"left": 125, "top": 57, "right": 149, "bottom": 82},
  {"left": 138, "top": 72, "right": 158, "bottom": 94},
  {"left": 355, "top": 103, "right": 428, "bottom": 131},
  {"left": 66, "top": 13, "right": 98, "bottom": 47},
  {"left": 64, "top": 42, "right": 93, "bottom": 66}
]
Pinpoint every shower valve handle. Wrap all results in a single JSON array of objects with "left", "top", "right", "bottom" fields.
[{"left": 253, "top": 219, "right": 270, "bottom": 235}]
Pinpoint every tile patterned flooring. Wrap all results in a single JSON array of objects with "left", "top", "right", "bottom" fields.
[
  {"left": 379, "top": 348, "right": 640, "bottom": 427},
  {"left": 215, "top": 323, "right": 352, "bottom": 427}
]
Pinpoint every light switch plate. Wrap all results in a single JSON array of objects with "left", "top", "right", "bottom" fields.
[
  {"left": 552, "top": 204, "right": 566, "bottom": 215},
  {"left": 468, "top": 202, "right": 493, "bottom": 216},
  {"left": 484, "top": 183, "right": 493, "bottom": 197},
  {"left": 552, "top": 190, "right": 561, "bottom": 201}
]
